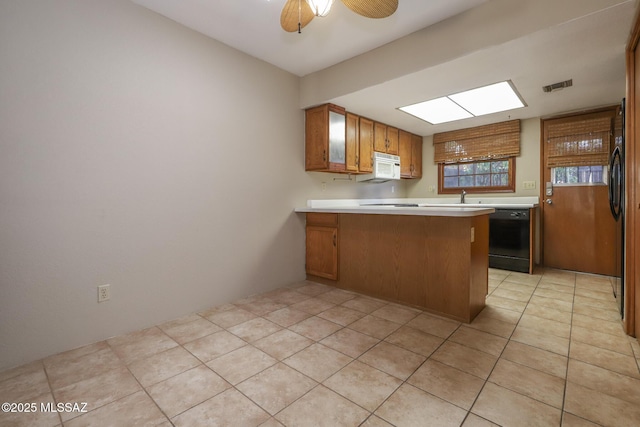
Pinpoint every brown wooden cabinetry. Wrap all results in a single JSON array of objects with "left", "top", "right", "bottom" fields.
[
  {"left": 305, "top": 212, "right": 489, "bottom": 323},
  {"left": 399, "top": 130, "right": 423, "bottom": 178},
  {"left": 305, "top": 103, "right": 420, "bottom": 176},
  {"left": 305, "top": 104, "right": 346, "bottom": 172},
  {"left": 345, "top": 113, "right": 360, "bottom": 172},
  {"left": 374, "top": 122, "right": 399, "bottom": 154},
  {"left": 358, "top": 117, "right": 374, "bottom": 173},
  {"left": 345, "top": 113, "right": 382, "bottom": 174},
  {"left": 305, "top": 213, "right": 338, "bottom": 280}
]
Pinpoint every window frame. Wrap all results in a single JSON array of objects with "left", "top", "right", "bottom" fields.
[{"left": 437, "top": 157, "right": 516, "bottom": 194}]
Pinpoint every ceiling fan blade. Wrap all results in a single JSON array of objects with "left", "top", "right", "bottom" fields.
[
  {"left": 281, "top": 0, "right": 315, "bottom": 32},
  {"left": 341, "top": 0, "right": 398, "bottom": 19}
]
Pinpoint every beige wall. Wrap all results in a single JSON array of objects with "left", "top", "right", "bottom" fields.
[
  {"left": 406, "top": 117, "right": 541, "bottom": 199},
  {"left": 0, "top": 0, "right": 398, "bottom": 371},
  {"left": 0, "top": 0, "right": 551, "bottom": 372}
]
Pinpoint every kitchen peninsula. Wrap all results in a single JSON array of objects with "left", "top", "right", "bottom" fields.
[{"left": 296, "top": 200, "right": 496, "bottom": 323}]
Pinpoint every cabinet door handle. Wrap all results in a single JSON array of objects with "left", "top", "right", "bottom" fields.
[
  {"left": 323, "top": 150, "right": 326, "bottom": 162},
  {"left": 333, "top": 233, "right": 337, "bottom": 247},
  {"left": 355, "top": 155, "right": 359, "bottom": 166}
]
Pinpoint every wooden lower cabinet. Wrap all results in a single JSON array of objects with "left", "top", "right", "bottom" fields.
[
  {"left": 305, "top": 213, "right": 338, "bottom": 280},
  {"left": 305, "top": 213, "right": 489, "bottom": 323}
]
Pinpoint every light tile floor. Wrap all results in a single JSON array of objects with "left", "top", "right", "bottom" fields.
[{"left": 2, "top": 268, "right": 640, "bottom": 426}]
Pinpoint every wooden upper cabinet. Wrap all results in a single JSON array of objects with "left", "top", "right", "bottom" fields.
[
  {"left": 399, "top": 130, "right": 423, "bottom": 179},
  {"left": 374, "top": 122, "right": 399, "bottom": 155},
  {"left": 411, "top": 133, "right": 423, "bottom": 178},
  {"left": 345, "top": 113, "right": 360, "bottom": 172},
  {"left": 387, "top": 126, "right": 399, "bottom": 155},
  {"left": 399, "top": 130, "right": 412, "bottom": 177},
  {"left": 305, "top": 104, "right": 346, "bottom": 172},
  {"left": 305, "top": 103, "right": 415, "bottom": 175},
  {"left": 374, "top": 122, "right": 387, "bottom": 152},
  {"left": 358, "top": 117, "right": 374, "bottom": 173}
]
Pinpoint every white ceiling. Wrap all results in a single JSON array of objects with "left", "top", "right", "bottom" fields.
[
  {"left": 131, "top": 0, "right": 488, "bottom": 76},
  {"left": 131, "top": 0, "right": 635, "bottom": 136}
]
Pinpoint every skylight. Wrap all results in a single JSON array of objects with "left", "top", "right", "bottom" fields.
[{"left": 399, "top": 81, "right": 526, "bottom": 125}]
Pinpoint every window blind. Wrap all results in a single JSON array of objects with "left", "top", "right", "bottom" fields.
[
  {"left": 545, "top": 115, "right": 612, "bottom": 167},
  {"left": 433, "top": 120, "right": 520, "bottom": 164}
]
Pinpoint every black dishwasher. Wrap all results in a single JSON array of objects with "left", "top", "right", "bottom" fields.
[{"left": 489, "top": 209, "right": 530, "bottom": 273}]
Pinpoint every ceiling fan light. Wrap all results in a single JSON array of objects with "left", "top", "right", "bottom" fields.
[{"left": 306, "top": 0, "right": 334, "bottom": 17}]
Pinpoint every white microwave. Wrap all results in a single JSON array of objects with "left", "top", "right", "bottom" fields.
[{"left": 356, "top": 152, "right": 401, "bottom": 183}]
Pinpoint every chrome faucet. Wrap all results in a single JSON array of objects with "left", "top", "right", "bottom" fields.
[{"left": 461, "top": 189, "right": 466, "bottom": 204}]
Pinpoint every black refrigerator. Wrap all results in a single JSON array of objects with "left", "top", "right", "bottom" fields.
[{"left": 609, "top": 98, "right": 625, "bottom": 318}]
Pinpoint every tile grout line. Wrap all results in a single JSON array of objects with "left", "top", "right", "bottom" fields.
[
  {"left": 40, "top": 359, "right": 64, "bottom": 426},
  {"left": 458, "top": 271, "right": 539, "bottom": 426},
  {"left": 5, "top": 270, "right": 634, "bottom": 427},
  {"left": 559, "top": 269, "right": 577, "bottom": 426}
]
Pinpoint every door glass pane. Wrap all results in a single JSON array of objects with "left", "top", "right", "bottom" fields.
[
  {"left": 551, "top": 166, "right": 606, "bottom": 185},
  {"left": 328, "top": 111, "right": 345, "bottom": 164}
]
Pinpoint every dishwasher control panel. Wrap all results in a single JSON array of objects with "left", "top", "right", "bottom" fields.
[{"left": 491, "top": 208, "right": 529, "bottom": 220}]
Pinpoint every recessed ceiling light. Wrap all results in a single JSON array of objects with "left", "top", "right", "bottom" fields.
[
  {"left": 399, "top": 97, "right": 473, "bottom": 125},
  {"left": 399, "top": 80, "right": 526, "bottom": 125}
]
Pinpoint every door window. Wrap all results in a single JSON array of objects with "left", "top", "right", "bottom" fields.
[{"left": 551, "top": 165, "right": 606, "bottom": 185}]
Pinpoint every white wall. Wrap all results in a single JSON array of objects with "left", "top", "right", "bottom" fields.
[
  {"left": 406, "top": 117, "right": 541, "bottom": 199},
  {"left": 0, "top": 0, "right": 397, "bottom": 371}
]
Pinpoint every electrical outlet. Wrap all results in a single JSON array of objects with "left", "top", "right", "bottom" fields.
[
  {"left": 523, "top": 180, "right": 536, "bottom": 190},
  {"left": 428, "top": 185, "right": 435, "bottom": 193},
  {"left": 98, "top": 284, "right": 110, "bottom": 302},
  {"left": 321, "top": 182, "right": 326, "bottom": 192}
]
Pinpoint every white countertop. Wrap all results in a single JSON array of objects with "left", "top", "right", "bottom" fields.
[
  {"left": 295, "top": 205, "right": 494, "bottom": 217},
  {"left": 295, "top": 197, "right": 538, "bottom": 217}
]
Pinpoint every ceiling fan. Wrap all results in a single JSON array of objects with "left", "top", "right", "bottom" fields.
[{"left": 281, "top": 0, "right": 399, "bottom": 33}]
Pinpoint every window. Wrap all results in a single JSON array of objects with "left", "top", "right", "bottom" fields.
[
  {"left": 544, "top": 112, "right": 612, "bottom": 186},
  {"left": 551, "top": 165, "right": 606, "bottom": 185},
  {"left": 433, "top": 119, "right": 520, "bottom": 194},
  {"left": 439, "top": 158, "right": 515, "bottom": 193}
]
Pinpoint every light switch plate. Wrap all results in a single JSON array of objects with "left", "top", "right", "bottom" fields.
[{"left": 523, "top": 180, "right": 536, "bottom": 190}]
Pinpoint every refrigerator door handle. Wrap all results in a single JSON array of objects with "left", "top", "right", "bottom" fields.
[{"left": 609, "top": 146, "right": 622, "bottom": 220}]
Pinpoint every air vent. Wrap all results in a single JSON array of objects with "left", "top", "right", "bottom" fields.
[{"left": 542, "top": 79, "right": 573, "bottom": 93}]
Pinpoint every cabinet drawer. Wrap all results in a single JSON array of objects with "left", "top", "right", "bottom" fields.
[{"left": 306, "top": 213, "right": 338, "bottom": 227}]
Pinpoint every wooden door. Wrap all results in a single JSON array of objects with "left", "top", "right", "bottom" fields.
[
  {"left": 399, "top": 130, "right": 412, "bottom": 177},
  {"left": 541, "top": 109, "right": 618, "bottom": 276},
  {"left": 411, "top": 134, "right": 423, "bottom": 178},
  {"left": 305, "top": 105, "right": 328, "bottom": 170},
  {"left": 374, "top": 122, "right": 387, "bottom": 152},
  {"left": 387, "top": 127, "right": 399, "bottom": 154},
  {"left": 345, "top": 113, "right": 359, "bottom": 172},
  {"left": 359, "top": 118, "right": 374, "bottom": 172},
  {"left": 305, "top": 226, "right": 338, "bottom": 280}
]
